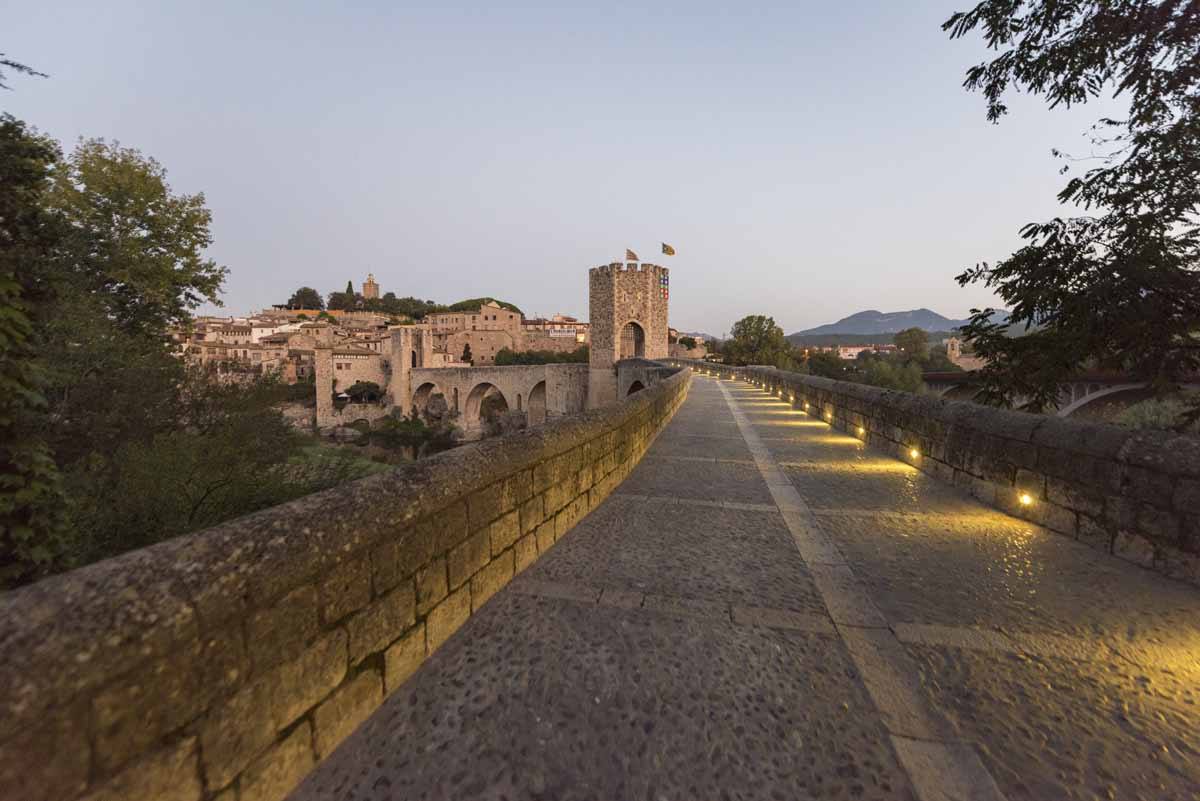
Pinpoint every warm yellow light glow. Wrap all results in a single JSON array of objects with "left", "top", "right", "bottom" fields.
[
  {"left": 1019, "top": 492, "right": 1034, "bottom": 506},
  {"left": 857, "top": 426, "right": 865, "bottom": 436},
  {"left": 909, "top": 448, "right": 920, "bottom": 459}
]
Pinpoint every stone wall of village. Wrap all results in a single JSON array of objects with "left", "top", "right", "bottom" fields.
[
  {"left": 0, "top": 368, "right": 690, "bottom": 801},
  {"left": 676, "top": 359, "right": 1200, "bottom": 586}
]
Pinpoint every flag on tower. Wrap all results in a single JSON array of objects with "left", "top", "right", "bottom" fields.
[
  {"left": 625, "top": 248, "right": 639, "bottom": 262},
  {"left": 661, "top": 242, "right": 676, "bottom": 256}
]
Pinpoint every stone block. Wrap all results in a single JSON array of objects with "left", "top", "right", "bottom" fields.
[
  {"left": 313, "top": 669, "right": 382, "bottom": 758},
  {"left": 246, "top": 585, "right": 319, "bottom": 671},
  {"left": 1175, "top": 478, "right": 1200, "bottom": 513},
  {"left": 544, "top": 478, "right": 574, "bottom": 516},
  {"left": 1046, "top": 477, "right": 1105, "bottom": 518},
  {"left": 427, "top": 586, "right": 471, "bottom": 653},
  {"left": 429, "top": 501, "right": 469, "bottom": 553},
  {"left": 415, "top": 558, "right": 448, "bottom": 615},
  {"left": 514, "top": 534, "right": 538, "bottom": 574},
  {"left": 468, "top": 482, "right": 504, "bottom": 528},
  {"left": 1136, "top": 503, "right": 1181, "bottom": 546},
  {"left": 346, "top": 584, "right": 416, "bottom": 665},
  {"left": 447, "top": 529, "right": 489, "bottom": 589},
  {"left": 0, "top": 703, "right": 90, "bottom": 801},
  {"left": 1123, "top": 464, "right": 1175, "bottom": 508},
  {"left": 500, "top": 470, "right": 532, "bottom": 509},
  {"left": 200, "top": 677, "right": 278, "bottom": 790},
  {"left": 384, "top": 623, "right": 426, "bottom": 692},
  {"left": 372, "top": 525, "right": 437, "bottom": 595},
  {"left": 489, "top": 510, "right": 521, "bottom": 556},
  {"left": 519, "top": 494, "right": 544, "bottom": 535},
  {"left": 274, "top": 628, "right": 348, "bottom": 729},
  {"left": 239, "top": 723, "right": 314, "bottom": 801},
  {"left": 80, "top": 737, "right": 201, "bottom": 801},
  {"left": 471, "top": 550, "right": 515, "bottom": 611},
  {"left": 93, "top": 646, "right": 208, "bottom": 774},
  {"left": 319, "top": 559, "right": 371, "bottom": 624},
  {"left": 534, "top": 520, "right": 556, "bottom": 555}
]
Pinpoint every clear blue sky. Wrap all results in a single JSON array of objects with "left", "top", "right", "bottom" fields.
[{"left": 5, "top": 1, "right": 1120, "bottom": 336}]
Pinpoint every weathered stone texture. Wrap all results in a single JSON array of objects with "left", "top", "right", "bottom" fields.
[
  {"left": 313, "top": 670, "right": 383, "bottom": 758},
  {"left": 239, "top": 723, "right": 314, "bottom": 801},
  {"left": 384, "top": 623, "right": 427, "bottom": 692}
]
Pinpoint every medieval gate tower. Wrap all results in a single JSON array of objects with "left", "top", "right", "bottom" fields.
[{"left": 587, "top": 261, "right": 670, "bottom": 408}]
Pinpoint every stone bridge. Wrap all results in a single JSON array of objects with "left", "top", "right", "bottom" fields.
[
  {"left": 922, "top": 370, "right": 1200, "bottom": 417},
  {"left": 3, "top": 363, "right": 1200, "bottom": 801},
  {"left": 407, "top": 363, "right": 589, "bottom": 435}
]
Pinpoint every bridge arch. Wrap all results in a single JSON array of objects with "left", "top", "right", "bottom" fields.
[
  {"left": 464, "top": 382, "right": 510, "bottom": 435},
  {"left": 1056, "top": 383, "right": 1147, "bottom": 418},
  {"left": 527, "top": 380, "right": 547, "bottom": 425},
  {"left": 412, "top": 381, "right": 446, "bottom": 419}
]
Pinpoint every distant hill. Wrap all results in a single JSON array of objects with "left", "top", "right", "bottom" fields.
[
  {"left": 448, "top": 297, "right": 523, "bottom": 315},
  {"left": 786, "top": 309, "right": 1015, "bottom": 347},
  {"left": 677, "top": 331, "right": 717, "bottom": 342}
]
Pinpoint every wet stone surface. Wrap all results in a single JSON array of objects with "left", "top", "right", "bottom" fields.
[
  {"left": 906, "top": 643, "right": 1200, "bottom": 801},
  {"left": 818, "top": 512, "right": 1200, "bottom": 645},
  {"left": 291, "top": 594, "right": 915, "bottom": 801}
]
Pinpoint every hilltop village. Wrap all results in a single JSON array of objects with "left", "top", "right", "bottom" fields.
[{"left": 176, "top": 270, "right": 710, "bottom": 434}]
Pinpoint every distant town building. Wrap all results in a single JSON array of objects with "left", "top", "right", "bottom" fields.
[
  {"left": 945, "top": 337, "right": 987, "bottom": 371},
  {"left": 362, "top": 273, "right": 380, "bottom": 300}
]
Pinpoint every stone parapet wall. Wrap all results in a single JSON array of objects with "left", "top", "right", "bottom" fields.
[
  {"left": 0, "top": 368, "right": 689, "bottom": 801},
  {"left": 673, "top": 359, "right": 1199, "bottom": 586}
]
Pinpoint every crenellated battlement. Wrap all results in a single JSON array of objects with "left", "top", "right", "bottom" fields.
[{"left": 589, "top": 261, "right": 669, "bottom": 277}]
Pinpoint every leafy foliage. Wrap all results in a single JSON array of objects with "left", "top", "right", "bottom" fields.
[
  {"left": 346, "top": 380, "right": 382, "bottom": 403},
  {"left": 1114, "top": 392, "right": 1200, "bottom": 433},
  {"left": 722, "top": 315, "right": 799, "bottom": 369},
  {"left": 494, "top": 346, "right": 589, "bottom": 365},
  {"left": 945, "top": 1, "right": 1200, "bottom": 410},
  {"left": 678, "top": 336, "right": 698, "bottom": 350},
  {"left": 893, "top": 327, "right": 929, "bottom": 361},
  {"left": 448, "top": 297, "right": 522, "bottom": 315},
  {"left": 286, "top": 286, "right": 324, "bottom": 310},
  {"left": 461, "top": 343, "right": 473, "bottom": 364}
]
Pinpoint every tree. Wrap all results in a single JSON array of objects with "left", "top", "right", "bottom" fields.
[
  {"left": 287, "top": 286, "right": 323, "bottom": 310},
  {"left": 807, "top": 350, "right": 846, "bottom": 379},
  {"left": 678, "top": 336, "right": 698, "bottom": 350},
  {"left": 47, "top": 139, "right": 226, "bottom": 337},
  {"left": 945, "top": 1, "right": 1200, "bottom": 411},
  {"left": 327, "top": 284, "right": 360, "bottom": 311},
  {"left": 346, "top": 380, "right": 382, "bottom": 403},
  {"left": 0, "top": 53, "right": 46, "bottom": 89},
  {"left": 894, "top": 328, "right": 928, "bottom": 362},
  {"left": 0, "top": 115, "right": 67, "bottom": 585},
  {"left": 724, "top": 315, "right": 797, "bottom": 368},
  {"left": 461, "top": 343, "right": 473, "bottom": 364}
]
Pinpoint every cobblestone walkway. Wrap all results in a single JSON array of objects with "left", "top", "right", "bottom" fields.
[{"left": 291, "top": 376, "right": 1200, "bottom": 801}]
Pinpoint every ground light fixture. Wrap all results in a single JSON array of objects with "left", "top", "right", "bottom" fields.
[
  {"left": 857, "top": 426, "right": 865, "bottom": 436},
  {"left": 909, "top": 448, "right": 920, "bottom": 459},
  {"left": 1019, "top": 492, "right": 1034, "bottom": 506}
]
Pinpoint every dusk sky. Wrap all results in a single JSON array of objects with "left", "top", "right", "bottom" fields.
[{"left": 5, "top": 1, "right": 1121, "bottom": 336}]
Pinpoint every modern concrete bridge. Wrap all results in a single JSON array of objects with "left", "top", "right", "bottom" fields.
[{"left": 290, "top": 374, "right": 1200, "bottom": 800}]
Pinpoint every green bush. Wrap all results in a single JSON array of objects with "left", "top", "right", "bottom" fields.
[{"left": 1115, "top": 394, "right": 1200, "bottom": 433}]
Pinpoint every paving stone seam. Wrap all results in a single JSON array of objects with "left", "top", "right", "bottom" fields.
[
  {"left": 509, "top": 579, "right": 841, "bottom": 633},
  {"left": 609, "top": 493, "right": 777, "bottom": 513},
  {"left": 715, "top": 376, "right": 1008, "bottom": 801}
]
